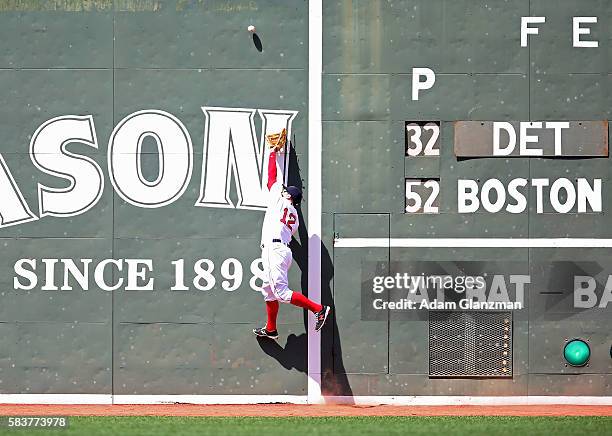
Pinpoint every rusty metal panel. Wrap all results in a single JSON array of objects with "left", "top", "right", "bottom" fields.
[{"left": 454, "top": 121, "right": 609, "bottom": 157}]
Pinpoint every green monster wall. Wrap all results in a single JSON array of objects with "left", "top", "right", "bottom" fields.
[
  {"left": 0, "top": 0, "right": 309, "bottom": 396},
  {"left": 322, "top": 0, "right": 611, "bottom": 397},
  {"left": 0, "top": 0, "right": 610, "bottom": 400}
]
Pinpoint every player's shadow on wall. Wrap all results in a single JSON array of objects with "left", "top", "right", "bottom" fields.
[
  {"left": 256, "top": 138, "right": 354, "bottom": 400},
  {"left": 256, "top": 333, "right": 306, "bottom": 373}
]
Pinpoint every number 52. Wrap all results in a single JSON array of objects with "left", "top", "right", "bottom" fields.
[{"left": 405, "top": 179, "right": 440, "bottom": 214}]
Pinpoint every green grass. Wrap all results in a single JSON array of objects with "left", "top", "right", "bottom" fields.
[{"left": 0, "top": 416, "right": 610, "bottom": 436}]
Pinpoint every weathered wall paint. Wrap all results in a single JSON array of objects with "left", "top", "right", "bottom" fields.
[
  {"left": 0, "top": 0, "right": 610, "bottom": 398},
  {"left": 323, "top": 0, "right": 611, "bottom": 396},
  {"left": 0, "top": 0, "right": 309, "bottom": 396}
]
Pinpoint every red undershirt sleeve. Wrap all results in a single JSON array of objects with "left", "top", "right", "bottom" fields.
[{"left": 267, "top": 151, "right": 277, "bottom": 191}]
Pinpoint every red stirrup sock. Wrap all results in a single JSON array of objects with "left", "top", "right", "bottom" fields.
[
  {"left": 290, "top": 291, "right": 323, "bottom": 313},
  {"left": 265, "top": 301, "right": 279, "bottom": 331}
]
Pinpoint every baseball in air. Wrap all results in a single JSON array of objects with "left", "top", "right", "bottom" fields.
[{"left": 247, "top": 25, "right": 256, "bottom": 33}]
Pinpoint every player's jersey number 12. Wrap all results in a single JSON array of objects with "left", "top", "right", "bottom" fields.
[{"left": 280, "top": 207, "right": 296, "bottom": 230}]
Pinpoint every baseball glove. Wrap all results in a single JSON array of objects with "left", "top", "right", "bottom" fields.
[{"left": 265, "top": 128, "right": 287, "bottom": 152}]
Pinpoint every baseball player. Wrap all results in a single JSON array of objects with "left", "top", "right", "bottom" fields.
[{"left": 253, "top": 129, "right": 330, "bottom": 340}]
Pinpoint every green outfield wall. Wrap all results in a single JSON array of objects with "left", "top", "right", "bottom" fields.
[{"left": 0, "top": 0, "right": 609, "bottom": 400}]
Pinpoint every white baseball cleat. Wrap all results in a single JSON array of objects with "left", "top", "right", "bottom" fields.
[{"left": 252, "top": 327, "right": 279, "bottom": 340}]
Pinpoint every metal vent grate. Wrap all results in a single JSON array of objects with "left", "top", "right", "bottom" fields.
[{"left": 429, "top": 311, "right": 512, "bottom": 377}]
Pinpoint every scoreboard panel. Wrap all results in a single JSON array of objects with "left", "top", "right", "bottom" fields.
[{"left": 325, "top": 0, "right": 611, "bottom": 397}]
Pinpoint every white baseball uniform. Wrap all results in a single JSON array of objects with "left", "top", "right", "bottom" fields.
[{"left": 260, "top": 178, "right": 299, "bottom": 303}]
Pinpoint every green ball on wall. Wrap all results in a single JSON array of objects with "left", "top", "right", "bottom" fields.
[{"left": 564, "top": 339, "right": 590, "bottom": 367}]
